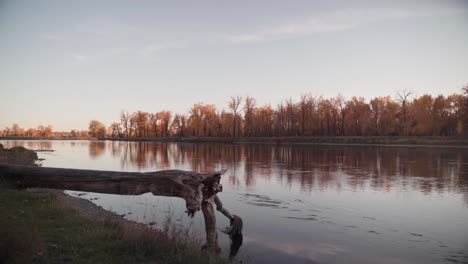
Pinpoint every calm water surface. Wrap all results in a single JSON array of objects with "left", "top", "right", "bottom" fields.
[{"left": 2, "top": 140, "right": 468, "bottom": 263}]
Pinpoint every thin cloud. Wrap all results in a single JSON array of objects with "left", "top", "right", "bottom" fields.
[
  {"left": 74, "top": 18, "right": 145, "bottom": 37},
  {"left": 140, "top": 42, "right": 185, "bottom": 57},
  {"left": 227, "top": 7, "right": 465, "bottom": 43},
  {"left": 42, "top": 33, "right": 64, "bottom": 41},
  {"left": 69, "top": 48, "right": 129, "bottom": 63},
  {"left": 71, "top": 53, "right": 88, "bottom": 63}
]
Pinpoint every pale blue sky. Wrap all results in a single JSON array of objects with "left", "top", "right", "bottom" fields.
[{"left": 1, "top": 0, "right": 467, "bottom": 131}]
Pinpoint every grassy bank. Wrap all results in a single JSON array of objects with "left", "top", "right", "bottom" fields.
[{"left": 0, "top": 184, "right": 226, "bottom": 264}]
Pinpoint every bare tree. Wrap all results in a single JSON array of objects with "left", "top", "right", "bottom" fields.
[
  {"left": 171, "top": 114, "right": 187, "bottom": 136},
  {"left": 335, "top": 95, "right": 346, "bottom": 136},
  {"left": 120, "top": 111, "right": 131, "bottom": 138},
  {"left": 244, "top": 96, "right": 256, "bottom": 137},
  {"left": 396, "top": 89, "right": 413, "bottom": 136},
  {"left": 229, "top": 96, "right": 242, "bottom": 138}
]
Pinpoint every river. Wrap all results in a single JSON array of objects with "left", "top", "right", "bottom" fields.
[{"left": 2, "top": 140, "right": 467, "bottom": 263}]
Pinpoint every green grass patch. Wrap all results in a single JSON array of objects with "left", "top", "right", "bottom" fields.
[{"left": 0, "top": 184, "right": 226, "bottom": 264}]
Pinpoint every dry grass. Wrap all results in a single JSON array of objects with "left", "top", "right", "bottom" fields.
[{"left": 0, "top": 184, "right": 227, "bottom": 264}]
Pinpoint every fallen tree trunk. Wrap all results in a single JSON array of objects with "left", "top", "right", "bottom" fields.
[{"left": 0, "top": 164, "right": 223, "bottom": 216}]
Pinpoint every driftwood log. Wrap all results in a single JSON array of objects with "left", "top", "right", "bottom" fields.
[{"left": 0, "top": 164, "right": 242, "bottom": 255}]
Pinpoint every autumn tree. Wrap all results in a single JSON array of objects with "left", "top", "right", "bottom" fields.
[
  {"left": 190, "top": 103, "right": 203, "bottom": 136},
  {"left": 158, "top": 111, "right": 172, "bottom": 137},
  {"left": 318, "top": 98, "right": 335, "bottom": 135},
  {"left": 447, "top": 93, "right": 465, "bottom": 135},
  {"left": 381, "top": 97, "right": 399, "bottom": 135},
  {"left": 148, "top": 113, "right": 159, "bottom": 137},
  {"left": 219, "top": 111, "right": 234, "bottom": 137},
  {"left": 432, "top": 95, "right": 450, "bottom": 135},
  {"left": 346, "top": 97, "right": 371, "bottom": 136},
  {"left": 134, "top": 111, "right": 149, "bottom": 138},
  {"left": 37, "top": 125, "right": 44, "bottom": 137},
  {"left": 89, "top": 120, "right": 106, "bottom": 138},
  {"left": 70, "top": 130, "right": 78, "bottom": 138},
  {"left": 368, "top": 96, "right": 398, "bottom": 136},
  {"left": 462, "top": 84, "right": 468, "bottom": 135},
  {"left": 86, "top": 90, "right": 468, "bottom": 139},
  {"left": 37, "top": 125, "right": 53, "bottom": 138},
  {"left": 410, "top": 95, "right": 434, "bottom": 135},
  {"left": 255, "top": 105, "right": 274, "bottom": 136},
  {"left": 110, "top": 122, "right": 122, "bottom": 138},
  {"left": 11, "top": 123, "right": 23, "bottom": 136},
  {"left": 25, "top": 128, "right": 37, "bottom": 137},
  {"left": 200, "top": 105, "right": 216, "bottom": 137}
]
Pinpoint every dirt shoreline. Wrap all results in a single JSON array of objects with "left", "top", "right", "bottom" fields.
[{"left": 46, "top": 189, "right": 156, "bottom": 234}]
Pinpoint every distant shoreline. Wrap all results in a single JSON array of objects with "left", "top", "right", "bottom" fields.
[{"left": 2, "top": 136, "right": 468, "bottom": 146}]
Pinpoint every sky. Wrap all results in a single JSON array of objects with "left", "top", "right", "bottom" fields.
[{"left": 1, "top": 0, "right": 467, "bottom": 131}]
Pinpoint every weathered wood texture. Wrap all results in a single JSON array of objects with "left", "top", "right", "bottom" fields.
[{"left": 0, "top": 164, "right": 224, "bottom": 216}]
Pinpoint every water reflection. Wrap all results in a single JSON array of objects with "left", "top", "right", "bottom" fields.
[
  {"left": 89, "top": 141, "right": 106, "bottom": 158},
  {"left": 5, "top": 140, "right": 53, "bottom": 150},
  {"left": 93, "top": 142, "right": 468, "bottom": 201}
]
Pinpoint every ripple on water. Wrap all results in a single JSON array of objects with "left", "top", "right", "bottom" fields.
[
  {"left": 240, "top": 193, "right": 288, "bottom": 209},
  {"left": 281, "top": 216, "right": 318, "bottom": 221}
]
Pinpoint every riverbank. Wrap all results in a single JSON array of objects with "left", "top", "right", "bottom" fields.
[
  {"left": 0, "top": 184, "right": 226, "bottom": 264},
  {"left": 173, "top": 136, "right": 468, "bottom": 145},
  {"left": 2, "top": 136, "right": 467, "bottom": 146},
  {"left": 96, "top": 136, "right": 468, "bottom": 146}
]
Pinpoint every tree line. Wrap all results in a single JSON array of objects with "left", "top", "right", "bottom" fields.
[
  {"left": 2, "top": 88, "right": 467, "bottom": 139},
  {"left": 0, "top": 123, "right": 88, "bottom": 139},
  {"left": 88, "top": 88, "right": 468, "bottom": 139}
]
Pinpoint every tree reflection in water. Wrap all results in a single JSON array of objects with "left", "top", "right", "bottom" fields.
[
  {"left": 89, "top": 141, "right": 106, "bottom": 159},
  {"left": 104, "top": 142, "right": 468, "bottom": 204}
]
